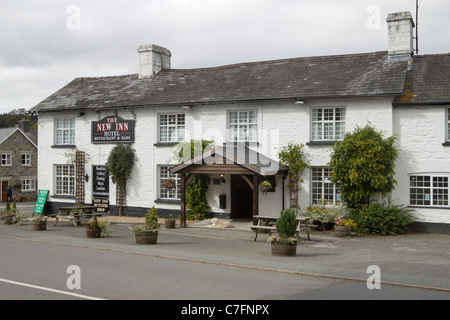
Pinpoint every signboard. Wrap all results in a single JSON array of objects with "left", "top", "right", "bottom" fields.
[
  {"left": 92, "top": 116, "right": 134, "bottom": 143},
  {"left": 92, "top": 165, "right": 109, "bottom": 197},
  {"left": 33, "top": 190, "right": 49, "bottom": 215},
  {"left": 93, "top": 197, "right": 110, "bottom": 214}
]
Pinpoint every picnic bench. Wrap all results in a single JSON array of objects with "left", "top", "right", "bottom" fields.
[
  {"left": 51, "top": 205, "right": 102, "bottom": 227},
  {"left": 251, "top": 215, "right": 313, "bottom": 241}
]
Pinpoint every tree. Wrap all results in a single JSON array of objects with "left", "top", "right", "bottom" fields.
[
  {"left": 105, "top": 144, "right": 136, "bottom": 216},
  {"left": 328, "top": 125, "right": 398, "bottom": 209}
]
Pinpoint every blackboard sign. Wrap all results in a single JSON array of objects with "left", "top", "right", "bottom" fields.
[
  {"left": 93, "top": 197, "right": 110, "bottom": 214},
  {"left": 92, "top": 116, "right": 134, "bottom": 143},
  {"left": 33, "top": 190, "right": 49, "bottom": 215},
  {"left": 93, "top": 165, "right": 109, "bottom": 197}
]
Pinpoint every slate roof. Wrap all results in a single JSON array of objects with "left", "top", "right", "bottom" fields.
[
  {"left": 31, "top": 51, "right": 409, "bottom": 112},
  {"left": 394, "top": 53, "right": 450, "bottom": 105}
]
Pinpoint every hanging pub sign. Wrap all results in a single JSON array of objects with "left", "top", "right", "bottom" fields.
[{"left": 92, "top": 116, "right": 134, "bottom": 143}]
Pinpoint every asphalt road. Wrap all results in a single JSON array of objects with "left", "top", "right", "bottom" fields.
[{"left": 1, "top": 235, "right": 449, "bottom": 302}]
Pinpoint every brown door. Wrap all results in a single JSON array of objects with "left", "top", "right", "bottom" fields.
[
  {"left": 1, "top": 181, "right": 8, "bottom": 202},
  {"left": 231, "top": 175, "right": 253, "bottom": 220}
]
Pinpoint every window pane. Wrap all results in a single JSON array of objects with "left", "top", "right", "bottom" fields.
[
  {"left": 239, "top": 112, "right": 247, "bottom": 123},
  {"left": 229, "top": 112, "right": 238, "bottom": 124},
  {"left": 249, "top": 111, "right": 257, "bottom": 123},
  {"left": 160, "top": 115, "right": 167, "bottom": 126},
  {"left": 312, "top": 123, "right": 322, "bottom": 140}
]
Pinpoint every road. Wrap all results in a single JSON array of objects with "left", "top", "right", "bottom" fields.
[{"left": 1, "top": 236, "right": 449, "bottom": 303}]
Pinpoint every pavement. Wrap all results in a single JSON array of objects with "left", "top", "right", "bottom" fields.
[{"left": 1, "top": 202, "right": 450, "bottom": 295}]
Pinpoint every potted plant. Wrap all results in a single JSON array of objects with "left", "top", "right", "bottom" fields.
[
  {"left": 132, "top": 206, "right": 160, "bottom": 244},
  {"left": 267, "top": 209, "right": 299, "bottom": 256},
  {"left": 165, "top": 214, "right": 176, "bottom": 229},
  {"left": 86, "top": 219, "right": 102, "bottom": 238},
  {"left": 31, "top": 214, "right": 47, "bottom": 231},
  {"left": 259, "top": 181, "right": 272, "bottom": 194},
  {"left": 334, "top": 217, "right": 357, "bottom": 237},
  {"left": 2, "top": 202, "right": 15, "bottom": 225}
]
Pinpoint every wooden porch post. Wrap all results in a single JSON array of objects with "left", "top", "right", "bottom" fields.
[
  {"left": 180, "top": 172, "right": 187, "bottom": 228},
  {"left": 252, "top": 174, "right": 259, "bottom": 218}
]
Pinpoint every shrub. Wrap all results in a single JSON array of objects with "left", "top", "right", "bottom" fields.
[
  {"left": 302, "top": 203, "right": 351, "bottom": 230},
  {"left": 351, "top": 203, "right": 415, "bottom": 235},
  {"left": 276, "top": 209, "right": 297, "bottom": 239}
]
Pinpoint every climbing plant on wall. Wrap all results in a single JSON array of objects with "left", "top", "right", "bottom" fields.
[
  {"left": 278, "top": 143, "right": 309, "bottom": 213},
  {"left": 105, "top": 144, "right": 136, "bottom": 216}
]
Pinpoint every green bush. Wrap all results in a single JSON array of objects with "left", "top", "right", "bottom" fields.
[
  {"left": 276, "top": 209, "right": 297, "bottom": 239},
  {"left": 351, "top": 203, "right": 415, "bottom": 235},
  {"left": 301, "top": 203, "right": 351, "bottom": 230}
]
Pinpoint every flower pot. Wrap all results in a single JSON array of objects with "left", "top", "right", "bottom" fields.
[
  {"left": 3, "top": 217, "right": 13, "bottom": 225},
  {"left": 165, "top": 220, "right": 176, "bottom": 229},
  {"left": 33, "top": 221, "right": 47, "bottom": 231},
  {"left": 86, "top": 225, "right": 102, "bottom": 238},
  {"left": 135, "top": 230, "right": 158, "bottom": 245},
  {"left": 271, "top": 241, "right": 297, "bottom": 256},
  {"left": 334, "top": 225, "right": 352, "bottom": 237}
]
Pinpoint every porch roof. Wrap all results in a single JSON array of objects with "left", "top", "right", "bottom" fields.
[{"left": 170, "top": 144, "right": 288, "bottom": 176}]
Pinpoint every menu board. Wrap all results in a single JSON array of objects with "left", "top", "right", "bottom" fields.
[{"left": 33, "top": 190, "right": 49, "bottom": 215}]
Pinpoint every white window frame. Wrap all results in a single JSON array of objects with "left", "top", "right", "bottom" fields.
[
  {"left": 446, "top": 107, "right": 450, "bottom": 141},
  {"left": 55, "top": 118, "right": 75, "bottom": 145},
  {"left": 1, "top": 153, "right": 12, "bottom": 166},
  {"left": 21, "top": 154, "right": 31, "bottom": 166},
  {"left": 158, "top": 113, "right": 185, "bottom": 143},
  {"left": 409, "top": 174, "right": 450, "bottom": 207},
  {"left": 311, "top": 107, "right": 346, "bottom": 141},
  {"left": 311, "top": 167, "right": 341, "bottom": 205},
  {"left": 159, "top": 166, "right": 181, "bottom": 200},
  {"left": 228, "top": 110, "right": 258, "bottom": 142},
  {"left": 21, "top": 178, "right": 36, "bottom": 192},
  {"left": 55, "top": 164, "right": 75, "bottom": 196}
]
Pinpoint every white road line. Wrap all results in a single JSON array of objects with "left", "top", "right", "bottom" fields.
[{"left": 0, "top": 278, "right": 105, "bottom": 300}]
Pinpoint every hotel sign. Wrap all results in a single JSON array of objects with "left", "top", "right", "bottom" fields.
[{"left": 92, "top": 116, "right": 134, "bottom": 143}]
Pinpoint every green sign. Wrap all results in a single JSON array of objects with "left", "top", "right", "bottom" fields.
[{"left": 33, "top": 190, "right": 49, "bottom": 215}]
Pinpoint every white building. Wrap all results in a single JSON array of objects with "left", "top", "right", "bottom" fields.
[{"left": 30, "top": 12, "right": 450, "bottom": 233}]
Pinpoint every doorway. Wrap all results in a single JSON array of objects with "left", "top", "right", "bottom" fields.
[
  {"left": 231, "top": 175, "right": 253, "bottom": 220},
  {"left": 1, "top": 181, "right": 9, "bottom": 202}
]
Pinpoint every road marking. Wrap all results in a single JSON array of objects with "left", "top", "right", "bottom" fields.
[{"left": 0, "top": 278, "right": 105, "bottom": 300}]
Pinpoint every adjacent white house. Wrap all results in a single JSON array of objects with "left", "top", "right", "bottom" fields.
[{"left": 30, "top": 12, "right": 450, "bottom": 233}]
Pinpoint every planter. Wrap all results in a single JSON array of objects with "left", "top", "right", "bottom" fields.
[
  {"left": 3, "top": 217, "right": 13, "bottom": 225},
  {"left": 334, "top": 225, "right": 352, "bottom": 237},
  {"left": 135, "top": 230, "right": 158, "bottom": 245},
  {"left": 33, "top": 221, "right": 47, "bottom": 231},
  {"left": 165, "top": 220, "right": 176, "bottom": 229},
  {"left": 86, "top": 225, "right": 102, "bottom": 238},
  {"left": 271, "top": 241, "right": 297, "bottom": 256}
]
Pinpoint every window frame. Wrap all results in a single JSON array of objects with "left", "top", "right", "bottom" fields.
[
  {"left": 21, "top": 153, "right": 31, "bottom": 166},
  {"left": 1, "top": 153, "right": 12, "bottom": 166},
  {"left": 158, "top": 113, "right": 185, "bottom": 143},
  {"left": 311, "top": 107, "right": 346, "bottom": 141},
  {"left": 21, "top": 178, "right": 36, "bottom": 192},
  {"left": 227, "top": 110, "right": 258, "bottom": 142},
  {"left": 158, "top": 166, "right": 181, "bottom": 200},
  {"left": 311, "top": 167, "right": 341, "bottom": 205},
  {"left": 55, "top": 164, "right": 75, "bottom": 196},
  {"left": 55, "top": 118, "right": 76, "bottom": 145},
  {"left": 409, "top": 174, "right": 450, "bottom": 208}
]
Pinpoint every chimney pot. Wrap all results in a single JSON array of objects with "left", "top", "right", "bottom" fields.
[{"left": 138, "top": 44, "right": 171, "bottom": 79}]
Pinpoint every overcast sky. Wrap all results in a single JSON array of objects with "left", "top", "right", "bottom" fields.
[{"left": 0, "top": 0, "right": 449, "bottom": 114}]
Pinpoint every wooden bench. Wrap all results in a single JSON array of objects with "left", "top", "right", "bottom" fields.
[
  {"left": 251, "top": 215, "right": 313, "bottom": 241},
  {"left": 53, "top": 206, "right": 102, "bottom": 227}
]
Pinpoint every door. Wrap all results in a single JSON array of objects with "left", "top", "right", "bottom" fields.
[
  {"left": 1, "top": 181, "right": 9, "bottom": 202},
  {"left": 231, "top": 175, "right": 253, "bottom": 220}
]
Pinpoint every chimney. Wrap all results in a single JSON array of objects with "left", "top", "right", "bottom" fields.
[
  {"left": 18, "top": 118, "right": 30, "bottom": 132},
  {"left": 386, "top": 12, "right": 415, "bottom": 58},
  {"left": 138, "top": 44, "right": 171, "bottom": 79}
]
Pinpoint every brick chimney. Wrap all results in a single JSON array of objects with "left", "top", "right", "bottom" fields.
[
  {"left": 18, "top": 118, "right": 30, "bottom": 132},
  {"left": 387, "top": 12, "right": 415, "bottom": 58},
  {"left": 138, "top": 44, "right": 171, "bottom": 79}
]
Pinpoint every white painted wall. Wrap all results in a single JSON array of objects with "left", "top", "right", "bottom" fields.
[{"left": 37, "top": 97, "right": 450, "bottom": 223}]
